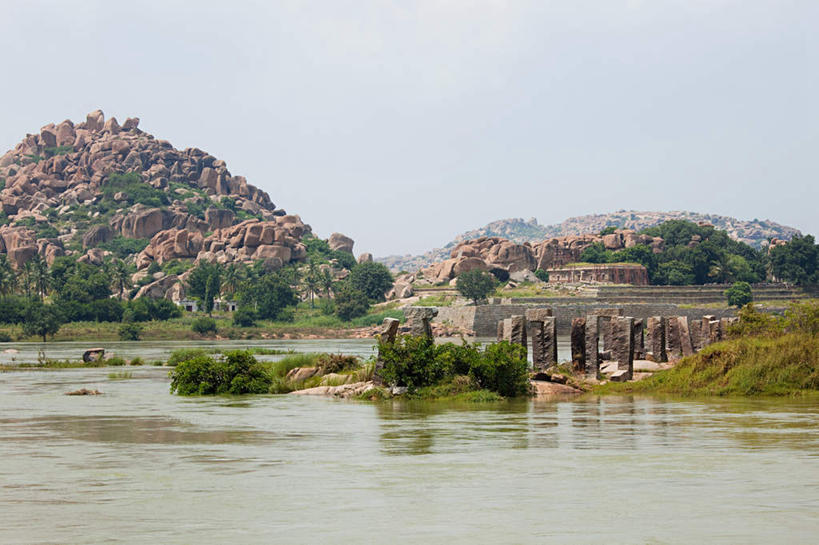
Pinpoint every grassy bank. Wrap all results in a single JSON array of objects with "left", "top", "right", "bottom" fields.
[
  {"left": 0, "top": 304, "right": 404, "bottom": 342},
  {"left": 596, "top": 333, "right": 819, "bottom": 397}
]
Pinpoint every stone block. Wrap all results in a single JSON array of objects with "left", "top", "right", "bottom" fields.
[
  {"left": 404, "top": 306, "right": 438, "bottom": 338},
  {"left": 633, "top": 318, "right": 645, "bottom": 359},
  {"left": 609, "top": 370, "right": 630, "bottom": 382},
  {"left": 524, "top": 308, "right": 552, "bottom": 322},
  {"left": 678, "top": 316, "right": 695, "bottom": 357},
  {"left": 611, "top": 316, "right": 634, "bottom": 380},
  {"left": 543, "top": 317, "right": 557, "bottom": 367}
]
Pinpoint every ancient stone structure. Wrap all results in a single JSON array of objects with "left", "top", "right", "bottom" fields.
[
  {"left": 666, "top": 317, "right": 682, "bottom": 358},
  {"left": 689, "top": 319, "right": 704, "bottom": 351},
  {"left": 498, "top": 315, "right": 528, "bottom": 359},
  {"left": 678, "top": 316, "right": 695, "bottom": 357},
  {"left": 525, "top": 309, "right": 556, "bottom": 370},
  {"left": 584, "top": 315, "right": 601, "bottom": 379},
  {"left": 373, "top": 317, "right": 401, "bottom": 385},
  {"left": 645, "top": 316, "right": 667, "bottom": 363},
  {"left": 546, "top": 264, "right": 649, "bottom": 285},
  {"left": 570, "top": 317, "right": 586, "bottom": 373},
  {"left": 611, "top": 317, "right": 635, "bottom": 380},
  {"left": 404, "top": 307, "right": 438, "bottom": 338},
  {"left": 632, "top": 318, "right": 645, "bottom": 360}
]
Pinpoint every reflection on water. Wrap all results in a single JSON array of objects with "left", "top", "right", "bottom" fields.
[{"left": 0, "top": 365, "right": 817, "bottom": 544}]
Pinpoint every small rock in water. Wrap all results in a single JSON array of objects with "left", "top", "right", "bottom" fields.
[{"left": 65, "top": 388, "right": 103, "bottom": 396}]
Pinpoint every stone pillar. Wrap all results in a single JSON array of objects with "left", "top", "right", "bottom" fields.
[
  {"left": 404, "top": 307, "right": 438, "bottom": 338},
  {"left": 689, "top": 320, "right": 703, "bottom": 352},
  {"left": 497, "top": 320, "right": 504, "bottom": 342},
  {"left": 632, "top": 318, "right": 645, "bottom": 360},
  {"left": 543, "top": 316, "right": 558, "bottom": 367},
  {"left": 666, "top": 317, "right": 682, "bottom": 358},
  {"left": 612, "top": 316, "right": 635, "bottom": 380},
  {"left": 678, "top": 316, "right": 695, "bottom": 357},
  {"left": 526, "top": 309, "right": 552, "bottom": 371},
  {"left": 708, "top": 319, "right": 721, "bottom": 345},
  {"left": 571, "top": 317, "right": 586, "bottom": 373},
  {"left": 585, "top": 315, "right": 600, "bottom": 379},
  {"left": 597, "top": 308, "right": 624, "bottom": 351},
  {"left": 374, "top": 317, "right": 401, "bottom": 385},
  {"left": 646, "top": 316, "right": 667, "bottom": 363}
]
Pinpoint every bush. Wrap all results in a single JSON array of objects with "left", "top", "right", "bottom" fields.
[
  {"left": 106, "top": 356, "right": 127, "bottom": 366},
  {"left": 334, "top": 282, "right": 370, "bottom": 321},
  {"left": 130, "top": 357, "right": 145, "bottom": 366},
  {"left": 118, "top": 322, "right": 143, "bottom": 341},
  {"left": 725, "top": 281, "right": 753, "bottom": 308},
  {"left": 191, "top": 317, "right": 217, "bottom": 335},
  {"left": 378, "top": 337, "right": 531, "bottom": 397},
  {"left": 315, "top": 353, "right": 359, "bottom": 374},
  {"left": 534, "top": 269, "right": 549, "bottom": 282},
  {"left": 232, "top": 307, "right": 257, "bottom": 327},
  {"left": 169, "top": 350, "right": 272, "bottom": 395},
  {"left": 0, "top": 332, "right": 12, "bottom": 342},
  {"left": 167, "top": 348, "right": 209, "bottom": 367}
]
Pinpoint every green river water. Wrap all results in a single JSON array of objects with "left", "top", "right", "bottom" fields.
[{"left": 0, "top": 340, "right": 817, "bottom": 544}]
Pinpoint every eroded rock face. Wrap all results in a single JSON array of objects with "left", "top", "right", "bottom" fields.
[{"left": 82, "top": 224, "right": 113, "bottom": 249}]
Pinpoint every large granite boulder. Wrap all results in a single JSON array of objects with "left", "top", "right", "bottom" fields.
[{"left": 329, "top": 232, "right": 354, "bottom": 253}]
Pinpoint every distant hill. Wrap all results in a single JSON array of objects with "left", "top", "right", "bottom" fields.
[{"left": 377, "top": 211, "right": 801, "bottom": 272}]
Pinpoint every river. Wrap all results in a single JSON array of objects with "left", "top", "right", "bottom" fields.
[{"left": 0, "top": 341, "right": 817, "bottom": 544}]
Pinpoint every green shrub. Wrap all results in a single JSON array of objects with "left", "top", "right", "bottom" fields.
[
  {"left": 378, "top": 336, "right": 449, "bottom": 390},
  {"left": 534, "top": 269, "right": 549, "bottom": 282},
  {"left": 232, "top": 307, "right": 257, "bottom": 327},
  {"left": 129, "top": 357, "right": 145, "bottom": 366},
  {"left": 334, "top": 282, "right": 369, "bottom": 321},
  {"left": 169, "top": 350, "right": 272, "bottom": 395},
  {"left": 456, "top": 270, "right": 497, "bottom": 305},
  {"left": 167, "top": 348, "right": 209, "bottom": 367},
  {"left": 725, "top": 281, "right": 753, "bottom": 308},
  {"left": 315, "top": 353, "right": 359, "bottom": 374},
  {"left": 0, "top": 332, "right": 11, "bottom": 342},
  {"left": 468, "top": 341, "right": 530, "bottom": 397},
  {"left": 191, "top": 317, "right": 217, "bottom": 335},
  {"left": 106, "top": 356, "right": 127, "bottom": 366},
  {"left": 118, "top": 322, "right": 143, "bottom": 341},
  {"left": 349, "top": 261, "right": 393, "bottom": 301}
]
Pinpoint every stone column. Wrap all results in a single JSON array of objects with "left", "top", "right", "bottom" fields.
[
  {"left": 689, "top": 320, "right": 703, "bottom": 352},
  {"left": 612, "top": 316, "right": 635, "bottom": 380},
  {"left": 585, "top": 315, "right": 600, "bottom": 379},
  {"left": 508, "top": 315, "right": 527, "bottom": 359},
  {"left": 632, "top": 318, "right": 645, "bottom": 360},
  {"left": 597, "top": 308, "right": 624, "bottom": 351},
  {"left": 678, "top": 316, "right": 695, "bottom": 357},
  {"left": 666, "top": 316, "right": 682, "bottom": 358},
  {"left": 708, "top": 319, "right": 721, "bottom": 345},
  {"left": 405, "top": 307, "right": 438, "bottom": 338},
  {"left": 645, "top": 316, "right": 667, "bottom": 363},
  {"left": 497, "top": 320, "right": 505, "bottom": 342},
  {"left": 374, "top": 317, "right": 401, "bottom": 385},
  {"left": 543, "top": 316, "right": 558, "bottom": 367},
  {"left": 571, "top": 317, "right": 586, "bottom": 373},
  {"left": 526, "top": 309, "right": 552, "bottom": 371}
]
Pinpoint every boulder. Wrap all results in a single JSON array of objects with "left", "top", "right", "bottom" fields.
[
  {"left": 358, "top": 252, "right": 373, "bottom": 264},
  {"left": 82, "top": 348, "right": 105, "bottom": 362},
  {"left": 86, "top": 110, "right": 105, "bottom": 131},
  {"left": 328, "top": 232, "right": 354, "bottom": 253},
  {"left": 82, "top": 224, "right": 113, "bottom": 249},
  {"left": 205, "top": 207, "right": 234, "bottom": 230}
]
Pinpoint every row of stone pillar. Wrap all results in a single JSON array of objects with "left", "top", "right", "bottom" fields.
[{"left": 496, "top": 309, "right": 559, "bottom": 370}]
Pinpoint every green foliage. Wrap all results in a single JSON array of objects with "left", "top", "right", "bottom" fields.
[
  {"left": 167, "top": 348, "right": 209, "bottom": 367},
  {"left": 769, "top": 235, "right": 818, "bottom": 285},
  {"left": 187, "top": 262, "right": 222, "bottom": 313},
  {"left": 534, "top": 268, "right": 549, "bottom": 282},
  {"left": 725, "top": 281, "right": 753, "bottom": 308},
  {"left": 455, "top": 269, "right": 497, "bottom": 305},
  {"left": 22, "top": 302, "right": 63, "bottom": 341},
  {"left": 599, "top": 226, "right": 618, "bottom": 236},
  {"left": 99, "top": 236, "right": 150, "bottom": 259},
  {"left": 191, "top": 316, "right": 217, "bottom": 335},
  {"left": 232, "top": 307, "right": 257, "bottom": 327},
  {"left": 118, "top": 322, "right": 143, "bottom": 341},
  {"left": 378, "top": 337, "right": 531, "bottom": 397},
  {"left": 333, "top": 281, "right": 370, "bottom": 321},
  {"left": 302, "top": 235, "right": 358, "bottom": 269},
  {"left": 238, "top": 271, "right": 298, "bottom": 320},
  {"left": 123, "top": 297, "right": 181, "bottom": 322},
  {"left": 43, "top": 145, "right": 73, "bottom": 157},
  {"left": 349, "top": 261, "right": 393, "bottom": 301},
  {"left": 169, "top": 350, "right": 272, "bottom": 395},
  {"left": 101, "top": 172, "right": 170, "bottom": 208},
  {"left": 107, "top": 356, "right": 127, "bottom": 366}
]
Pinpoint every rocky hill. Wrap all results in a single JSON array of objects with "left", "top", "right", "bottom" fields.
[
  {"left": 0, "top": 110, "right": 352, "bottom": 274},
  {"left": 379, "top": 212, "right": 801, "bottom": 272}
]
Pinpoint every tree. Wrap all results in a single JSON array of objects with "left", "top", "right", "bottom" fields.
[
  {"left": 110, "top": 258, "right": 131, "bottom": 299},
  {"left": 31, "top": 255, "right": 50, "bottom": 300},
  {"left": 22, "top": 302, "right": 63, "bottom": 342},
  {"left": 770, "top": 235, "right": 818, "bottom": 285},
  {"left": 238, "top": 272, "right": 298, "bottom": 321},
  {"left": 725, "top": 281, "right": 753, "bottom": 308},
  {"left": 455, "top": 270, "right": 497, "bottom": 305},
  {"left": 221, "top": 263, "right": 243, "bottom": 299},
  {"left": 302, "top": 260, "right": 321, "bottom": 308},
  {"left": 187, "top": 262, "right": 222, "bottom": 314},
  {"left": 349, "top": 261, "right": 393, "bottom": 301},
  {"left": 334, "top": 281, "right": 369, "bottom": 321},
  {"left": 0, "top": 255, "right": 15, "bottom": 296},
  {"left": 118, "top": 322, "right": 143, "bottom": 341}
]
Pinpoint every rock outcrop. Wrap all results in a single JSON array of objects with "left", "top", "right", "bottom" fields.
[{"left": 0, "top": 110, "right": 314, "bottom": 270}]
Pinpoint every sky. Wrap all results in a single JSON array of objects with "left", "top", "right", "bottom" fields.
[{"left": 1, "top": 0, "right": 817, "bottom": 257}]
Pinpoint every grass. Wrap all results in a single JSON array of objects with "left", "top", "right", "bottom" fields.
[
  {"left": 413, "top": 295, "right": 456, "bottom": 307},
  {"left": 595, "top": 333, "right": 819, "bottom": 397},
  {"left": 108, "top": 371, "right": 134, "bottom": 380}
]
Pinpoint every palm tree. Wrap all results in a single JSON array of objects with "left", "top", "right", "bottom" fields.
[
  {"left": 20, "top": 261, "right": 35, "bottom": 299},
  {"left": 319, "top": 268, "right": 334, "bottom": 298},
  {"left": 32, "top": 255, "right": 50, "bottom": 300},
  {"left": 111, "top": 259, "right": 131, "bottom": 299},
  {"left": 221, "top": 263, "right": 243, "bottom": 299},
  {"left": 0, "top": 256, "right": 15, "bottom": 297},
  {"left": 302, "top": 261, "right": 321, "bottom": 308}
]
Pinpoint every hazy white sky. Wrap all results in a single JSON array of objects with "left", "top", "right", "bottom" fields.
[{"left": 2, "top": 0, "right": 817, "bottom": 256}]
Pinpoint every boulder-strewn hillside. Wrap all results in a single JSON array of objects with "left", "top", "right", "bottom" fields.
[
  {"left": 379, "top": 212, "right": 800, "bottom": 272},
  {"left": 0, "top": 110, "right": 322, "bottom": 271}
]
